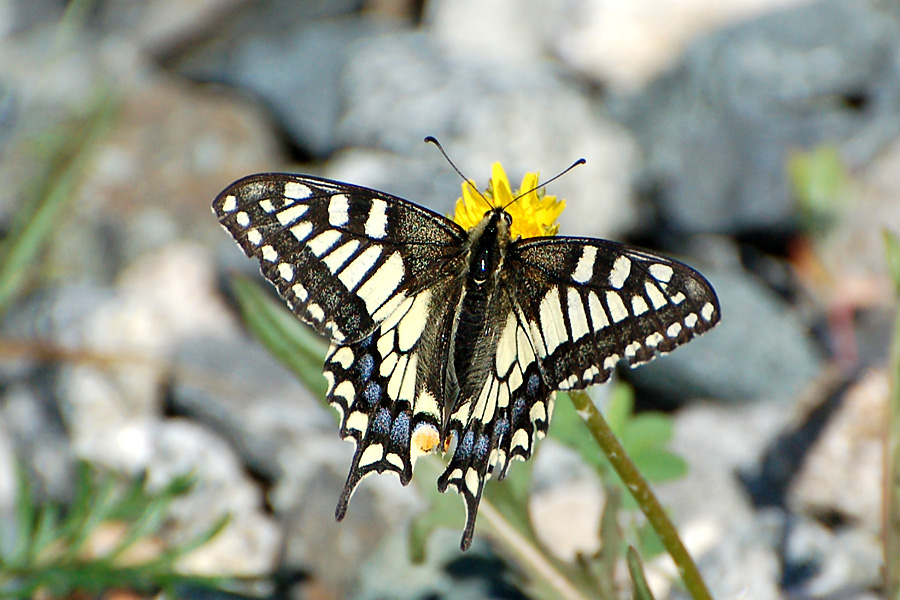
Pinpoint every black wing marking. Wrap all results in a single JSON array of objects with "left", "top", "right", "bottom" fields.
[{"left": 213, "top": 173, "right": 466, "bottom": 344}]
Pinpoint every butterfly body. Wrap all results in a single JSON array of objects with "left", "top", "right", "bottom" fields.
[{"left": 213, "top": 171, "right": 720, "bottom": 550}]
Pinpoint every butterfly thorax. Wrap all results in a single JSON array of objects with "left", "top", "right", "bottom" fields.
[{"left": 451, "top": 210, "right": 513, "bottom": 404}]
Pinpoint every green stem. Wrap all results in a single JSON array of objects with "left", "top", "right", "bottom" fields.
[
  {"left": 884, "top": 229, "right": 900, "bottom": 596},
  {"left": 888, "top": 305, "right": 900, "bottom": 597},
  {"left": 568, "top": 390, "right": 712, "bottom": 600}
]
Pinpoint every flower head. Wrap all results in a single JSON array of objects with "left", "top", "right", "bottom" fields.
[{"left": 450, "top": 162, "right": 565, "bottom": 239}]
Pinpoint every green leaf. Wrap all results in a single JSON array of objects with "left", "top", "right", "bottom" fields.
[
  {"left": 629, "top": 449, "right": 688, "bottom": 483},
  {"left": 787, "top": 144, "right": 848, "bottom": 233},
  {"left": 230, "top": 275, "right": 329, "bottom": 400},
  {"left": 621, "top": 413, "right": 673, "bottom": 456},
  {"left": 626, "top": 546, "right": 657, "bottom": 600},
  {"left": 484, "top": 462, "right": 535, "bottom": 537},
  {"left": 635, "top": 520, "right": 666, "bottom": 560},
  {"left": 590, "top": 484, "right": 624, "bottom": 599},
  {"left": 407, "top": 456, "right": 465, "bottom": 562},
  {"left": 8, "top": 462, "right": 37, "bottom": 567},
  {"left": 605, "top": 384, "right": 634, "bottom": 437}
]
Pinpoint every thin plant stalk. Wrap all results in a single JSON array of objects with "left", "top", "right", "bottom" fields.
[
  {"left": 883, "top": 229, "right": 900, "bottom": 596},
  {"left": 567, "top": 390, "right": 712, "bottom": 600}
]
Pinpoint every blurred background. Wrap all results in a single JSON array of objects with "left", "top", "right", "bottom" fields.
[{"left": 0, "top": 0, "right": 898, "bottom": 598}]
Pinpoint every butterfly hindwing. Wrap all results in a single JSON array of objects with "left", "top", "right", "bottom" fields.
[
  {"left": 213, "top": 173, "right": 466, "bottom": 344},
  {"left": 324, "top": 280, "right": 464, "bottom": 519}
]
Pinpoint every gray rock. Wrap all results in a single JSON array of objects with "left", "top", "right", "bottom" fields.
[
  {"left": 171, "top": 334, "right": 330, "bottom": 482},
  {"left": 787, "top": 371, "right": 885, "bottom": 532},
  {"left": 351, "top": 529, "right": 512, "bottom": 600},
  {"left": 616, "top": 0, "right": 900, "bottom": 235},
  {"left": 223, "top": 17, "right": 396, "bottom": 158},
  {"left": 0, "top": 81, "right": 14, "bottom": 153},
  {"left": 142, "top": 418, "right": 280, "bottom": 577},
  {"left": 271, "top": 438, "right": 423, "bottom": 595},
  {"left": 0, "top": 417, "right": 17, "bottom": 557},
  {"left": 338, "top": 32, "right": 638, "bottom": 239},
  {"left": 171, "top": 5, "right": 391, "bottom": 158},
  {"left": 628, "top": 262, "right": 824, "bottom": 403},
  {"left": 659, "top": 401, "right": 791, "bottom": 599},
  {"left": 0, "top": 382, "right": 75, "bottom": 502},
  {"left": 783, "top": 516, "right": 881, "bottom": 598}
]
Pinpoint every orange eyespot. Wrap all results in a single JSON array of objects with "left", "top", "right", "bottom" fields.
[{"left": 411, "top": 423, "right": 441, "bottom": 454}]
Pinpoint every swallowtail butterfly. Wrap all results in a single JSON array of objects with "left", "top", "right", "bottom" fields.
[{"left": 213, "top": 160, "right": 720, "bottom": 550}]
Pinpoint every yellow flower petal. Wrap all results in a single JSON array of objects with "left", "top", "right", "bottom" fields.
[
  {"left": 491, "top": 163, "right": 514, "bottom": 208},
  {"left": 450, "top": 161, "right": 566, "bottom": 238}
]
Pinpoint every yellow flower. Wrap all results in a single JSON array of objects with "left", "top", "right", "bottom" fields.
[{"left": 450, "top": 162, "right": 565, "bottom": 239}]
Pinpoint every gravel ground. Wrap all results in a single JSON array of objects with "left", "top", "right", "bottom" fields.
[{"left": 0, "top": 1, "right": 897, "bottom": 599}]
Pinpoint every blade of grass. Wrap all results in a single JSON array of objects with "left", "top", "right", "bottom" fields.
[
  {"left": 0, "top": 92, "right": 115, "bottom": 317},
  {"left": 626, "top": 546, "right": 657, "bottom": 600},
  {"left": 62, "top": 472, "right": 120, "bottom": 561},
  {"left": 29, "top": 504, "right": 61, "bottom": 564},
  {"left": 567, "top": 389, "right": 712, "bottom": 600},
  {"left": 158, "top": 513, "right": 231, "bottom": 563},
  {"left": 7, "top": 462, "right": 37, "bottom": 567}
]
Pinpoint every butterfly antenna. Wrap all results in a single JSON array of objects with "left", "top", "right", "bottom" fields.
[
  {"left": 502, "top": 158, "right": 586, "bottom": 211},
  {"left": 424, "top": 136, "right": 493, "bottom": 208}
]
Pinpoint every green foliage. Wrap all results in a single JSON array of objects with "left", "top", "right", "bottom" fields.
[
  {"left": 548, "top": 384, "right": 687, "bottom": 572},
  {"left": 886, "top": 230, "right": 900, "bottom": 297},
  {"left": 231, "top": 274, "right": 329, "bottom": 399},
  {"left": 0, "top": 461, "right": 230, "bottom": 599},
  {"left": 787, "top": 144, "right": 849, "bottom": 233},
  {"left": 626, "top": 546, "right": 657, "bottom": 600}
]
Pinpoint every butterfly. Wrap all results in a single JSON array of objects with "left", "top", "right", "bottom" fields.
[{"left": 213, "top": 158, "right": 720, "bottom": 550}]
